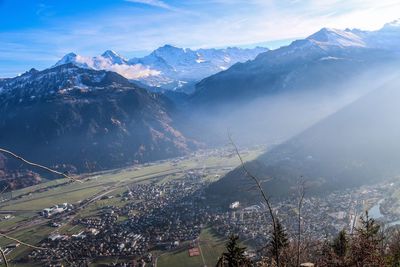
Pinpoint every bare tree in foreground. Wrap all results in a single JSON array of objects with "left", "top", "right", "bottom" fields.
[
  {"left": 296, "top": 177, "right": 306, "bottom": 267},
  {"left": 228, "top": 134, "right": 283, "bottom": 266},
  {"left": 0, "top": 247, "right": 8, "bottom": 267},
  {"left": 0, "top": 148, "right": 80, "bottom": 183}
]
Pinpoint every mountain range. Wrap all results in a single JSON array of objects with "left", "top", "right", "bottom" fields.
[
  {"left": 2, "top": 20, "right": 400, "bottom": 192},
  {"left": 54, "top": 45, "right": 268, "bottom": 93},
  {"left": 190, "top": 20, "right": 400, "bottom": 107}
]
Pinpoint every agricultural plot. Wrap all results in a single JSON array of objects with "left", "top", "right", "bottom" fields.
[{"left": 157, "top": 228, "right": 227, "bottom": 267}]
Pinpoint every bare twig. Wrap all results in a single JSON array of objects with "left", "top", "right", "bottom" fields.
[
  {"left": 227, "top": 133, "right": 280, "bottom": 266},
  {"left": 296, "top": 177, "right": 306, "bottom": 267},
  {"left": 0, "top": 233, "right": 47, "bottom": 250},
  {"left": 0, "top": 149, "right": 54, "bottom": 266},
  {"left": 0, "top": 186, "right": 9, "bottom": 195},
  {"left": 0, "top": 148, "right": 81, "bottom": 183},
  {"left": 0, "top": 246, "right": 8, "bottom": 267}
]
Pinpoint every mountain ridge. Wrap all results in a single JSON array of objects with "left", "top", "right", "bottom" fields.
[
  {"left": 0, "top": 64, "right": 197, "bottom": 190},
  {"left": 53, "top": 45, "right": 268, "bottom": 92},
  {"left": 189, "top": 23, "right": 400, "bottom": 107}
]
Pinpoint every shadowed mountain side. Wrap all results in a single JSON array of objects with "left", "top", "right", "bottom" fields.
[
  {"left": 190, "top": 46, "right": 397, "bottom": 107},
  {"left": 0, "top": 65, "right": 197, "bottom": 177},
  {"left": 182, "top": 31, "right": 400, "bottom": 148},
  {"left": 206, "top": 76, "right": 400, "bottom": 206}
]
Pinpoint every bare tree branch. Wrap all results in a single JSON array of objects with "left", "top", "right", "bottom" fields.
[
  {"left": 0, "top": 149, "right": 57, "bottom": 266},
  {"left": 0, "top": 148, "right": 81, "bottom": 183},
  {"left": 227, "top": 133, "right": 280, "bottom": 266},
  {"left": 296, "top": 177, "right": 306, "bottom": 267},
  {"left": 0, "top": 186, "right": 9, "bottom": 196},
  {"left": 0, "top": 246, "right": 8, "bottom": 267}
]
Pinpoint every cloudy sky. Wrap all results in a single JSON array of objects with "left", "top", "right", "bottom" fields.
[{"left": 1, "top": 0, "right": 400, "bottom": 77}]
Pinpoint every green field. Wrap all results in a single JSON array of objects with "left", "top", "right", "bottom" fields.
[
  {"left": 0, "top": 224, "right": 54, "bottom": 263},
  {"left": 157, "top": 228, "right": 227, "bottom": 267}
]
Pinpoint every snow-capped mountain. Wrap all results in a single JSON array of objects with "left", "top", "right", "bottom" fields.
[
  {"left": 306, "top": 27, "right": 366, "bottom": 48},
  {"left": 130, "top": 45, "right": 268, "bottom": 91},
  {"left": 54, "top": 46, "right": 268, "bottom": 92},
  {"left": 0, "top": 63, "right": 131, "bottom": 100},
  {"left": 101, "top": 50, "right": 128, "bottom": 65},
  {"left": 294, "top": 20, "right": 400, "bottom": 51},
  {"left": 191, "top": 22, "right": 400, "bottom": 106},
  {"left": 55, "top": 50, "right": 128, "bottom": 68}
]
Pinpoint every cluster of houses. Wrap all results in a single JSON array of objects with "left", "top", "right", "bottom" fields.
[
  {"left": 28, "top": 171, "right": 215, "bottom": 265},
  {"left": 212, "top": 183, "right": 391, "bottom": 250}
]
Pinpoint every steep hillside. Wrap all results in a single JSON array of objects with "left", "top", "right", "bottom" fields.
[
  {"left": 206, "top": 76, "right": 400, "bottom": 205},
  {"left": 0, "top": 64, "right": 196, "bottom": 188}
]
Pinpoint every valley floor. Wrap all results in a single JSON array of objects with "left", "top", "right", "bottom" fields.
[
  {"left": 0, "top": 146, "right": 263, "bottom": 266},
  {"left": 1, "top": 144, "right": 400, "bottom": 266}
]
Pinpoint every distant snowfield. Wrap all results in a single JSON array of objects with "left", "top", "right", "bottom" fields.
[
  {"left": 50, "top": 20, "right": 400, "bottom": 92},
  {"left": 53, "top": 46, "right": 268, "bottom": 91}
]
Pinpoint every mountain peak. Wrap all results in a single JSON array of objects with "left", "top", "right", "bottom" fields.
[
  {"left": 54, "top": 52, "right": 82, "bottom": 67},
  {"left": 65, "top": 52, "right": 77, "bottom": 56},
  {"left": 381, "top": 19, "right": 400, "bottom": 31},
  {"left": 49, "top": 45, "right": 270, "bottom": 91},
  {"left": 61, "top": 52, "right": 78, "bottom": 60},
  {"left": 101, "top": 49, "right": 118, "bottom": 57},
  {"left": 154, "top": 44, "right": 184, "bottom": 54},
  {"left": 159, "top": 44, "right": 179, "bottom": 50},
  {"left": 307, "top": 27, "right": 366, "bottom": 48},
  {"left": 101, "top": 50, "right": 127, "bottom": 64},
  {"left": 28, "top": 68, "right": 39, "bottom": 74}
]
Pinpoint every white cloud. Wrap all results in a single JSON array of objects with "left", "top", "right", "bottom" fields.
[
  {"left": 124, "top": 0, "right": 172, "bottom": 10},
  {"left": 72, "top": 54, "right": 161, "bottom": 79},
  {"left": 2, "top": 0, "right": 400, "bottom": 77},
  {"left": 108, "top": 63, "right": 160, "bottom": 79}
]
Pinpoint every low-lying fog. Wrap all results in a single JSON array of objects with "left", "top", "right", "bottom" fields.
[{"left": 184, "top": 63, "right": 400, "bottom": 149}]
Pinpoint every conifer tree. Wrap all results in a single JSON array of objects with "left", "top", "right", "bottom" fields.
[
  {"left": 217, "top": 234, "right": 251, "bottom": 267},
  {"left": 332, "top": 229, "right": 348, "bottom": 258},
  {"left": 269, "top": 219, "right": 289, "bottom": 263},
  {"left": 348, "top": 211, "right": 384, "bottom": 266}
]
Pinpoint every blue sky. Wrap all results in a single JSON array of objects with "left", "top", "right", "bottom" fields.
[{"left": 1, "top": 0, "right": 400, "bottom": 77}]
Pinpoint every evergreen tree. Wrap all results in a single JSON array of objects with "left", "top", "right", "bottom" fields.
[
  {"left": 269, "top": 219, "right": 289, "bottom": 262},
  {"left": 348, "top": 211, "right": 384, "bottom": 266},
  {"left": 332, "top": 229, "right": 348, "bottom": 257},
  {"left": 357, "top": 211, "right": 380, "bottom": 240},
  {"left": 218, "top": 234, "right": 251, "bottom": 267}
]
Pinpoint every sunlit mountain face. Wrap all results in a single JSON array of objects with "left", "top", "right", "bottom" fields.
[{"left": 53, "top": 46, "right": 268, "bottom": 93}]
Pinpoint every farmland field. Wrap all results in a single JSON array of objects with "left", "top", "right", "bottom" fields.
[{"left": 157, "top": 228, "right": 227, "bottom": 267}]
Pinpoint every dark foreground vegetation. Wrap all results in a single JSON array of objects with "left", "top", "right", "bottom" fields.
[
  {"left": 218, "top": 212, "right": 400, "bottom": 267},
  {"left": 215, "top": 140, "right": 400, "bottom": 267}
]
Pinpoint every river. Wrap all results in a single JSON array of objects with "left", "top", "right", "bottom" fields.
[{"left": 369, "top": 199, "right": 400, "bottom": 227}]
